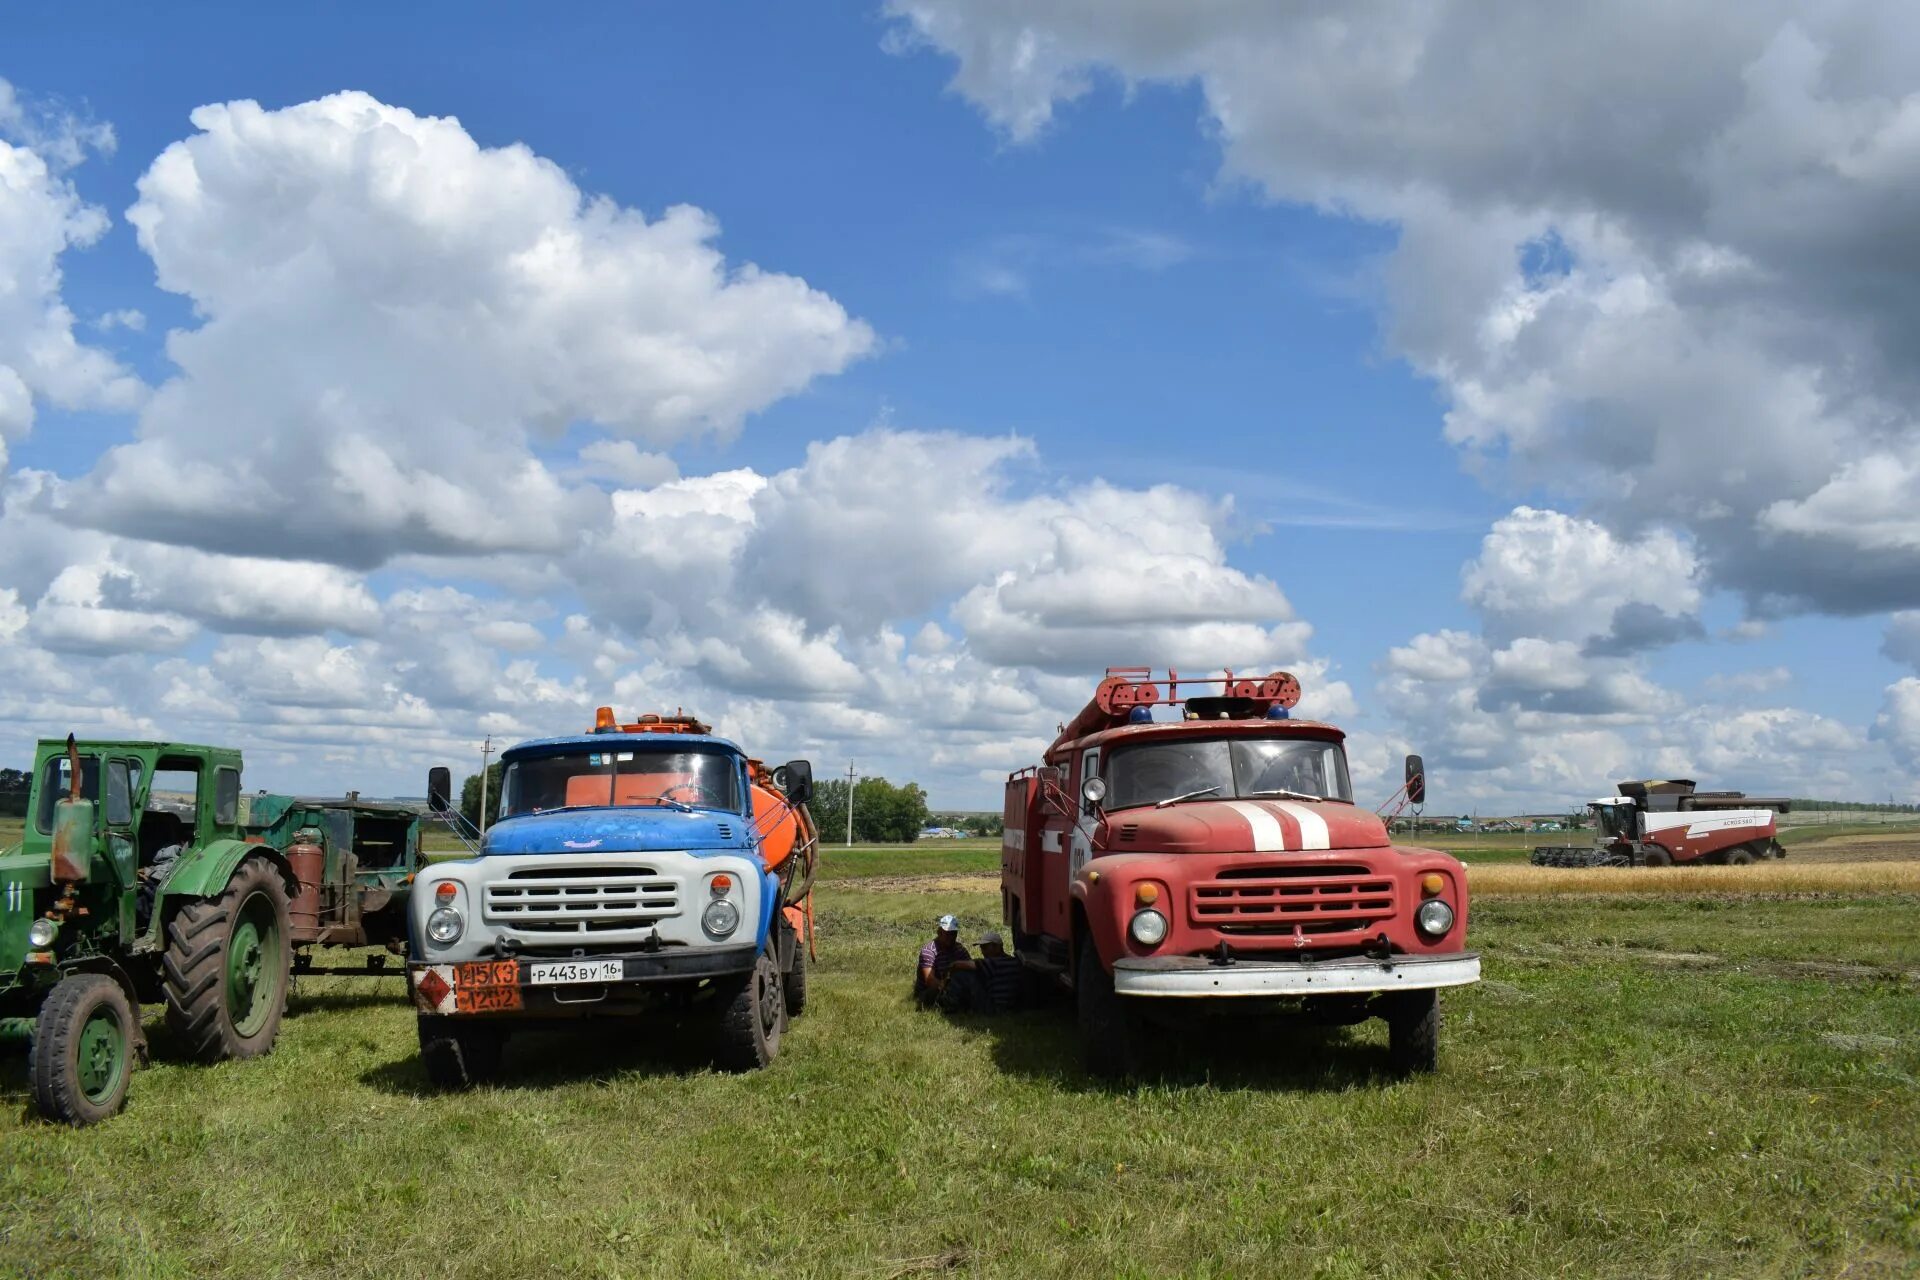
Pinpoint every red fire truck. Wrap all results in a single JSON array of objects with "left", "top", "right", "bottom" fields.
[{"left": 1002, "top": 668, "right": 1478, "bottom": 1078}]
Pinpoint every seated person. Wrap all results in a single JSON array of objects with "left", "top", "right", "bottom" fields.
[
  {"left": 959, "top": 930, "right": 1024, "bottom": 1013},
  {"left": 913, "top": 914, "right": 970, "bottom": 1008}
]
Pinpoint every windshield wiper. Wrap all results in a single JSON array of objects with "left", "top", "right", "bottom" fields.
[
  {"left": 1156, "top": 785, "right": 1221, "bottom": 808},
  {"left": 1245, "top": 788, "right": 1321, "bottom": 802}
]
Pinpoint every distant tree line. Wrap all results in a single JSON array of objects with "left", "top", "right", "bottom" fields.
[
  {"left": 1789, "top": 799, "right": 1919, "bottom": 813},
  {"left": 0, "top": 766, "right": 29, "bottom": 818},
  {"left": 807, "top": 776, "right": 931, "bottom": 843},
  {"left": 931, "top": 812, "right": 1004, "bottom": 837}
]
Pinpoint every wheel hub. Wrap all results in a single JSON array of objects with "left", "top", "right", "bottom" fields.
[{"left": 76, "top": 1007, "right": 125, "bottom": 1101}]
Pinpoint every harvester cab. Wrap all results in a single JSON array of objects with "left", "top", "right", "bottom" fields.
[
  {"left": 409, "top": 708, "right": 819, "bottom": 1087},
  {"left": 1002, "top": 667, "right": 1479, "bottom": 1079}
]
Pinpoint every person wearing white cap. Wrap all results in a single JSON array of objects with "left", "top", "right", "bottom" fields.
[{"left": 913, "top": 914, "right": 970, "bottom": 1007}]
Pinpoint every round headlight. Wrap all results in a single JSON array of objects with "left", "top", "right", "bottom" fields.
[
  {"left": 27, "top": 917, "right": 59, "bottom": 949},
  {"left": 1416, "top": 899, "right": 1455, "bottom": 937},
  {"left": 1128, "top": 908, "right": 1168, "bottom": 947},
  {"left": 426, "top": 906, "right": 464, "bottom": 945},
  {"left": 702, "top": 899, "right": 741, "bottom": 938}
]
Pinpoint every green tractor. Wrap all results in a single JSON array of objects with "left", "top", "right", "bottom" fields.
[{"left": 0, "top": 736, "right": 423, "bottom": 1125}]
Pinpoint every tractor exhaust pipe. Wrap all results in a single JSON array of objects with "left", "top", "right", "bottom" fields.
[{"left": 50, "top": 733, "right": 93, "bottom": 884}]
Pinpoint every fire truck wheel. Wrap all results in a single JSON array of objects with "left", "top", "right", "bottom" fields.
[
  {"left": 715, "top": 944, "right": 785, "bottom": 1071},
  {"left": 30, "top": 974, "right": 135, "bottom": 1127},
  {"left": 1385, "top": 989, "right": 1440, "bottom": 1075},
  {"left": 1642, "top": 846, "right": 1674, "bottom": 868},
  {"left": 1076, "top": 934, "right": 1147, "bottom": 1080},
  {"left": 162, "top": 857, "right": 292, "bottom": 1062},
  {"left": 417, "top": 1017, "right": 506, "bottom": 1089}
]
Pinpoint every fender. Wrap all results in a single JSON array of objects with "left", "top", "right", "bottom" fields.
[{"left": 157, "top": 837, "right": 295, "bottom": 907}]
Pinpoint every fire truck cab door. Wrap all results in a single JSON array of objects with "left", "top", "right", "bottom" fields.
[{"left": 1068, "top": 747, "right": 1099, "bottom": 880}]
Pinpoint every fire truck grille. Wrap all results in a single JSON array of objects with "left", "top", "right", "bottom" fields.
[
  {"left": 1189, "top": 865, "right": 1394, "bottom": 934},
  {"left": 484, "top": 865, "right": 680, "bottom": 934}
]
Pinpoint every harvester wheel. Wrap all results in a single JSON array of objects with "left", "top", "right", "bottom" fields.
[
  {"left": 162, "top": 857, "right": 291, "bottom": 1062},
  {"left": 1642, "top": 846, "right": 1674, "bottom": 868},
  {"left": 1726, "top": 847, "right": 1755, "bottom": 866},
  {"left": 1076, "top": 934, "right": 1148, "bottom": 1080},
  {"left": 1385, "top": 989, "right": 1440, "bottom": 1075},
  {"left": 417, "top": 1017, "right": 505, "bottom": 1089},
  {"left": 715, "top": 943, "right": 785, "bottom": 1071},
  {"left": 30, "top": 974, "right": 135, "bottom": 1126}
]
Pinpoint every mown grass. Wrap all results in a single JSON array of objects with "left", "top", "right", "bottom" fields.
[{"left": 3, "top": 858, "right": 1917, "bottom": 1279}]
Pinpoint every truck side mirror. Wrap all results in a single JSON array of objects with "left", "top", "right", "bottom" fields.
[
  {"left": 1405, "top": 754, "right": 1426, "bottom": 807},
  {"left": 427, "top": 767, "right": 452, "bottom": 814},
  {"left": 779, "top": 760, "right": 814, "bottom": 807}
]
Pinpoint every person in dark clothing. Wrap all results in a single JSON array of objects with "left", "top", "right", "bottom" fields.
[{"left": 969, "top": 931, "right": 1024, "bottom": 1013}]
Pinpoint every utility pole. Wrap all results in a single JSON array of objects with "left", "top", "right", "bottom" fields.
[
  {"left": 478, "top": 733, "right": 495, "bottom": 836},
  {"left": 845, "top": 760, "right": 857, "bottom": 847}
]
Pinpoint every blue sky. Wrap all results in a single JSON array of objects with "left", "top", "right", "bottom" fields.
[{"left": 2, "top": 3, "right": 1915, "bottom": 807}]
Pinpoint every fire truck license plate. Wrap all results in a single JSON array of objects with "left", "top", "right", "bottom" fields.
[{"left": 528, "top": 959, "right": 623, "bottom": 985}]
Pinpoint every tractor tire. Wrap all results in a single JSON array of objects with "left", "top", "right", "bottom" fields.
[
  {"left": 783, "top": 935, "right": 808, "bottom": 1019},
  {"left": 30, "top": 974, "right": 136, "bottom": 1127},
  {"left": 1385, "top": 989, "right": 1441, "bottom": 1076},
  {"left": 162, "top": 857, "right": 292, "bottom": 1062},
  {"left": 417, "top": 1016, "right": 506, "bottom": 1089},
  {"left": 714, "top": 943, "right": 786, "bottom": 1071},
  {"left": 1076, "top": 934, "right": 1148, "bottom": 1080},
  {"left": 1726, "top": 846, "right": 1756, "bottom": 866}
]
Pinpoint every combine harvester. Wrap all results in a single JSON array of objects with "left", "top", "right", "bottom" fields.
[
  {"left": 412, "top": 708, "right": 818, "bottom": 1086},
  {"left": 1531, "top": 780, "right": 1791, "bottom": 868},
  {"left": 1001, "top": 667, "right": 1477, "bottom": 1079}
]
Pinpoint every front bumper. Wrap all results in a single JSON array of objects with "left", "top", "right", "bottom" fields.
[
  {"left": 1113, "top": 951, "right": 1480, "bottom": 999},
  {"left": 409, "top": 945, "right": 757, "bottom": 1017}
]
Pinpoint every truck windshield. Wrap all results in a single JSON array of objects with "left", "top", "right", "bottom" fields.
[
  {"left": 499, "top": 747, "right": 741, "bottom": 817},
  {"left": 1104, "top": 737, "right": 1353, "bottom": 810}
]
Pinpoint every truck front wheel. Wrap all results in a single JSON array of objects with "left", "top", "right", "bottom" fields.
[
  {"left": 1385, "top": 989, "right": 1440, "bottom": 1075},
  {"left": 418, "top": 1017, "right": 506, "bottom": 1089},
  {"left": 1076, "top": 934, "right": 1148, "bottom": 1080},
  {"left": 163, "top": 857, "right": 292, "bottom": 1062},
  {"left": 30, "top": 974, "right": 136, "bottom": 1126},
  {"left": 715, "top": 944, "right": 785, "bottom": 1071}
]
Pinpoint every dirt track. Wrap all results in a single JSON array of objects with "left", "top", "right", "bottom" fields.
[{"left": 1787, "top": 832, "right": 1920, "bottom": 863}]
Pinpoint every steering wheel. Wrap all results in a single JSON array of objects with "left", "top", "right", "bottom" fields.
[{"left": 661, "top": 781, "right": 722, "bottom": 806}]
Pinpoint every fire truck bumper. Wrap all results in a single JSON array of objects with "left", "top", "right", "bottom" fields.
[{"left": 1112, "top": 951, "right": 1480, "bottom": 999}]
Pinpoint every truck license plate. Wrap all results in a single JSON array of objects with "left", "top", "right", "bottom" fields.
[{"left": 528, "top": 959, "right": 623, "bottom": 986}]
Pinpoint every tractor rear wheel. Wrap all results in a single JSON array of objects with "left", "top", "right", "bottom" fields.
[
  {"left": 1726, "top": 846, "right": 1756, "bottom": 866},
  {"left": 418, "top": 1016, "right": 506, "bottom": 1089},
  {"left": 715, "top": 943, "right": 786, "bottom": 1071},
  {"left": 30, "top": 974, "right": 135, "bottom": 1126},
  {"left": 1385, "top": 989, "right": 1440, "bottom": 1075},
  {"left": 163, "top": 857, "right": 292, "bottom": 1062},
  {"left": 1076, "top": 934, "right": 1148, "bottom": 1080}
]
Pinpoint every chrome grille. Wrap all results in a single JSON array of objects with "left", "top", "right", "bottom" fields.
[
  {"left": 483, "top": 864, "right": 680, "bottom": 934},
  {"left": 1189, "top": 865, "right": 1394, "bottom": 936}
]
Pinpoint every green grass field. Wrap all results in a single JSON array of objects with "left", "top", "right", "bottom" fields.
[{"left": 3, "top": 840, "right": 1917, "bottom": 1279}]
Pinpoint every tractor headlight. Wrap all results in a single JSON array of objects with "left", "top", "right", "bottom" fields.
[
  {"left": 27, "top": 917, "right": 58, "bottom": 949},
  {"left": 1128, "top": 908, "right": 1168, "bottom": 947},
  {"left": 702, "top": 899, "right": 740, "bottom": 938},
  {"left": 426, "top": 907, "right": 464, "bottom": 945},
  {"left": 1415, "top": 899, "right": 1455, "bottom": 937}
]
